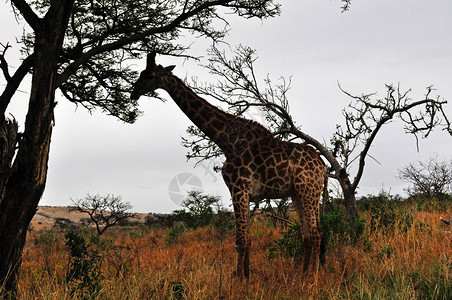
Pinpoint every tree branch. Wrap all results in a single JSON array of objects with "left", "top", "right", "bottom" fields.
[
  {"left": 0, "top": 43, "right": 12, "bottom": 82},
  {"left": 10, "top": 0, "right": 41, "bottom": 31},
  {"left": 56, "top": 0, "right": 277, "bottom": 88},
  {"left": 0, "top": 54, "right": 34, "bottom": 116}
]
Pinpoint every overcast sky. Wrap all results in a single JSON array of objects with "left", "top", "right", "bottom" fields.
[{"left": 1, "top": 1, "right": 451, "bottom": 213}]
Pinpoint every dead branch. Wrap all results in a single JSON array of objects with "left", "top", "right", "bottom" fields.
[
  {"left": 440, "top": 216, "right": 451, "bottom": 226},
  {"left": 266, "top": 213, "right": 294, "bottom": 226}
]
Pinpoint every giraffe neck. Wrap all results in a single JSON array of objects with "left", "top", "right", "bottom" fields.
[{"left": 161, "top": 75, "right": 273, "bottom": 155}]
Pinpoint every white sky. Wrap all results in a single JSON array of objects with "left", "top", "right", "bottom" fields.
[{"left": 1, "top": 1, "right": 451, "bottom": 213}]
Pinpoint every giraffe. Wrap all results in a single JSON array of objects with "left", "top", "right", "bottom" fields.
[{"left": 131, "top": 52, "right": 327, "bottom": 278}]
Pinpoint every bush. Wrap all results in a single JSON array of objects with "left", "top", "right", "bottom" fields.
[
  {"left": 165, "top": 223, "right": 187, "bottom": 244},
  {"left": 65, "top": 231, "right": 103, "bottom": 299},
  {"left": 178, "top": 190, "right": 221, "bottom": 228},
  {"left": 414, "top": 195, "right": 452, "bottom": 212},
  {"left": 319, "top": 206, "right": 365, "bottom": 244},
  {"left": 32, "top": 230, "right": 60, "bottom": 277},
  {"left": 53, "top": 217, "right": 78, "bottom": 230},
  {"left": 269, "top": 222, "right": 304, "bottom": 259},
  {"left": 211, "top": 208, "right": 235, "bottom": 237},
  {"left": 145, "top": 213, "right": 179, "bottom": 228},
  {"left": 359, "top": 192, "right": 413, "bottom": 233},
  {"left": 269, "top": 204, "right": 368, "bottom": 260}
]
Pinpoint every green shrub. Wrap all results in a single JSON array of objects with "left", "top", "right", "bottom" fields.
[
  {"left": 162, "top": 190, "right": 230, "bottom": 230},
  {"left": 178, "top": 190, "right": 220, "bottom": 228},
  {"left": 212, "top": 208, "right": 235, "bottom": 237},
  {"left": 269, "top": 222, "right": 304, "bottom": 259},
  {"left": 269, "top": 205, "right": 368, "bottom": 259},
  {"left": 165, "top": 223, "right": 187, "bottom": 244},
  {"left": 415, "top": 195, "right": 452, "bottom": 212},
  {"left": 320, "top": 205, "right": 366, "bottom": 245},
  {"left": 359, "top": 192, "right": 413, "bottom": 233},
  {"left": 65, "top": 231, "right": 103, "bottom": 299},
  {"left": 32, "top": 230, "right": 60, "bottom": 277}
]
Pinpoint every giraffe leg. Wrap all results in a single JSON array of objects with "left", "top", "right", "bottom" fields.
[
  {"left": 305, "top": 212, "right": 321, "bottom": 272},
  {"left": 222, "top": 161, "right": 252, "bottom": 279},
  {"left": 292, "top": 192, "right": 322, "bottom": 273},
  {"left": 231, "top": 190, "right": 251, "bottom": 279}
]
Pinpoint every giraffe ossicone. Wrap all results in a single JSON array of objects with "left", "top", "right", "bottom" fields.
[{"left": 131, "top": 52, "right": 327, "bottom": 278}]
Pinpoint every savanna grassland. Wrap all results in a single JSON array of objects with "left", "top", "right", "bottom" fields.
[{"left": 15, "top": 197, "right": 452, "bottom": 299}]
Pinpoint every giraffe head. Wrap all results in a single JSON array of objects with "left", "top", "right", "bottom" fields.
[{"left": 131, "top": 52, "right": 175, "bottom": 100}]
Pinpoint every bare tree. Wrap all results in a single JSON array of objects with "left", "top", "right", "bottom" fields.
[
  {"left": 70, "top": 194, "right": 136, "bottom": 235},
  {"left": 182, "top": 45, "right": 452, "bottom": 219},
  {"left": 399, "top": 156, "right": 452, "bottom": 198}
]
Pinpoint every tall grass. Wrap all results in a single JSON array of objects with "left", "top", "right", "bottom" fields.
[{"left": 15, "top": 199, "right": 452, "bottom": 299}]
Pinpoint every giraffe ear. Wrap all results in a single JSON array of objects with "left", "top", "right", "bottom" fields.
[
  {"left": 146, "top": 52, "right": 157, "bottom": 70},
  {"left": 165, "top": 65, "right": 176, "bottom": 72}
]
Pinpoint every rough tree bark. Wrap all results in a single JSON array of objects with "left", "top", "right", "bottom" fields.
[{"left": 0, "top": 0, "right": 74, "bottom": 296}]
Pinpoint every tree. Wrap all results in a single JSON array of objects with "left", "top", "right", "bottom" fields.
[
  {"left": 182, "top": 45, "right": 452, "bottom": 219},
  {"left": 70, "top": 194, "right": 136, "bottom": 235},
  {"left": 0, "top": 0, "right": 279, "bottom": 296},
  {"left": 399, "top": 156, "right": 452, "bottom": 198},
  {"left": 178, "top": 189, "right": 222, "bottom": 228}
]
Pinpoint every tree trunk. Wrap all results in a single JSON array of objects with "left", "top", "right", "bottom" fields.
[
  {"left": 0, "top": 1, "right": 73, "bottom": 297},
  {"left": 0, "top": 118, "right": 18, "bottom": 192},
  {"left": 336, "top": 168, "right": 359, "bottom": 220},
  {"left": 343, "top": 188, "right": 359, "bottom": 220}
]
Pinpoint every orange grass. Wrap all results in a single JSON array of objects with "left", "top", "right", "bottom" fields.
[{"left": 16, "top": 210, "right": 452, "bottom": 299}]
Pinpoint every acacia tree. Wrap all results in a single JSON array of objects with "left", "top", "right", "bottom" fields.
[
  {"left": 182, "top": 45, "right": 452, "bottom": 219},
  {"left": 0, "top": 0, "right": 280, "bottom": 296},
  {"left": 70, "top": 194, "right": 136, "bottom": 235},
  {"left": 178, "top": 189, "right": 222, "bottom": 228}
]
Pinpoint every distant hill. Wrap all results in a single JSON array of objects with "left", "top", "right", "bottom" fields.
[{"left": 31, "top": 206, "right": 147, "bottom": 231}]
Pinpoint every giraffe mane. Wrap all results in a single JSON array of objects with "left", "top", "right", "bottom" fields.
[
  {"left": 171, "top": 74, "right": 274, "bottom": 137},
  {"left": 232, "top": 114, "right": 274, "bottom": 136}
]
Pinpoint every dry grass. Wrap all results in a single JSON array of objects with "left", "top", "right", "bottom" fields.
[{"left": 16, "top": 206, "right": 452, "bottom": 299}]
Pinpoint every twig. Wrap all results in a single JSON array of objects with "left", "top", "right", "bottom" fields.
[{"left": 266, "top": 214, "right": 293, "bottom": 226}]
